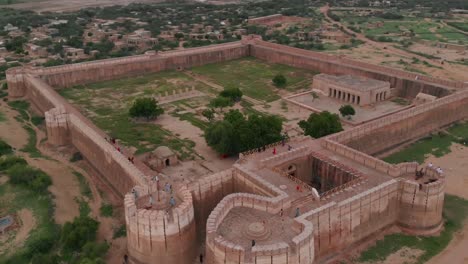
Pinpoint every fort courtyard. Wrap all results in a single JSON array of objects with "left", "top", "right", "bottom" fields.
[{"left": 4, "top": 35, "right": 468, "bottom": 264}]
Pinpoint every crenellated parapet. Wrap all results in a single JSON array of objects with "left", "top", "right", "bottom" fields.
[
  {"left": 125, "top": 185, "right": 197, "bottom": 264},
  {"left": 6, "top": 67, "right": 29, "bottom": 98}
]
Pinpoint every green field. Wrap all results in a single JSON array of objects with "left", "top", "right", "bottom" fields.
[
  {"left": 192, "top": 58, "right": 317, "bottom": 102},
  {"left": 383, "top": 121, "right": 468, "bottom": 164}
]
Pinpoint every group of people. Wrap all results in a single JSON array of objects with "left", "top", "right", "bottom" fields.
[
  {"left": 427, "top": 162, "right": 444, "bottom": 176},
  {"left": 105, "top": 136, "right": 136, "bottom": 164}
]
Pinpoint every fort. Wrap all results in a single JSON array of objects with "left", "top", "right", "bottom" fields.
[{"left": 6, "top": 35, "right": 468, "bottom": 264}]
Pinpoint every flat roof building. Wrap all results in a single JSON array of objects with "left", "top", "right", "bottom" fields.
[{"left": 313, "top": 74, "right": 391, "bottom": 106}]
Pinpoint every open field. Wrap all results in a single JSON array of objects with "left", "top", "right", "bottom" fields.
[
  {"left": 60, "top": 58, "right": 316, "bottom": 159},
  {"left": 356, "top": 195, "right": 468, "bottom": 264},
  {"left": 335, "top": 11, "right": 468, "bottom": 45},
  {"left": 191, "top": 58, "right": 317, "bottom": 102},
  {"left": 383, "top": 121, "right": 468, "bottom": 164}
]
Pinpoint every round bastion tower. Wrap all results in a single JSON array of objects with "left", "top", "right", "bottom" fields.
[
  {"left": 398, "top": 167, "right": 445, "bottom": 235},
  {"left": 124, "top": 184, "right": 197, "bottom": 264}
]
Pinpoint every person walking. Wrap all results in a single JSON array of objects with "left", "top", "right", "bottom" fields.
[{"left": 295, "top": 207, "right": 300, "bottom": 218}]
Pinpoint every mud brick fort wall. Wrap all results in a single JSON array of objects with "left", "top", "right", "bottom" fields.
[
  {"left": 5, "top": 35, "right": 466, "bottom": 264},
  {"left": 327, "top": 89, "right": 468, "bottom": 156}
]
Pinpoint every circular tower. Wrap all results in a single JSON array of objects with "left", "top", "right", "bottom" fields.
[
  {"left": 398, "top": 169, "right": 445, "bottom": 235},
  {"left": 125, "top": 185, "right": 197, "bottom": 264}
]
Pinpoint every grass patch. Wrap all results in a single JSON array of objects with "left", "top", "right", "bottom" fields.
[
  {"left": 72, "top": 171, "right": 92, "bottom": 200},
  {"left": 192, "top": 57, "right": 317, "bottom": 102},
  {"left": 99, "top": 203, "right": 113, "bottom": 217},
  {"left": 0, "top": 111, "right": 5, "bottom": 122},
  {"left": 391, "top": 97, "right": 411, "bottom": 106},
  {"left": 383, "top": 121, "right": 468, "bottom": 164},
  {"left": 8, "top": 100, "right": 30, "bottom": 122},
  {"left": 76, "top": 197, "right": 91, "bottom": 217},
  {"left": 20, "top": 125, "right": 42, "bottom": 158},
  {"left": 0, "top": 138, "right": 13, "bottom": 156},
  {"left": 173, "top": 112, "right": 209, "bottom": 130},
  {"left": 359, "top": 195, "right": 468, "bottom": 264},
  {"left": 384, "top": 132, "right": 454, "bottom": 164},
  {"left": 30, "top": 115, "right": 45, "bottom": 126}
]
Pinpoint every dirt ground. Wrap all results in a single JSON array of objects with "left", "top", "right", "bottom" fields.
[
  {"left": 321, "top": 5, "right": 468, "bottom": 82},
  {"left": 423, "top": 144, "right": 468, "bottom": 264},
  {"left": 0, "top": 101, "right": 126, "bottom": 261},
  {"left": 0, "top": 209, "right": 36, "bottom": 256}
]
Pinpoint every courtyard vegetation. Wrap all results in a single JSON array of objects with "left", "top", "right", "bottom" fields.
[{"left": 60, "top": 58, "right": 315, "bottom": 158}]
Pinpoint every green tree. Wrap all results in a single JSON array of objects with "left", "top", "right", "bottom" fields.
[
  {"left": 209, "top": 96, "right": 233, "bottom": 112},
  {"left": 61, "top": 216, "right": 99, "bottom": 251},
  {"left": 205, "top": 120, "right": 239, "bottom": 155},
  {"left": 219, "top": 87, "right": 243, "bottom": 102},
  {"left": 202, "top": 108, "right": 215, "bottom": 121},
  {"left": 272, "top": 74, "right": 287, "bottom": 88},
  {"left": 204, "top": 110, "right": 283, "bottom": 155},
  {"left": 339, "top": 105, "right": 356, "bottom": 119},
  {"left": 298, "top": 111, "right": 343, "bottom": 138},
  {"left": 129, "top": 98, "right": 164, "bottom": 120}
]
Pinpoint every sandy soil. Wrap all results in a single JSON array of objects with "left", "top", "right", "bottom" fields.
[{"left": 0, "top": 176, "right": 8, "bottom": 185}]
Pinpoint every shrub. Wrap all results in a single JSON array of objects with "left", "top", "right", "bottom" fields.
[
  {"left": 6, "top": 164, "right": 52, "bottom": 192},
  {"left": 113, "top": 225, "right": 126, "bottom": 239},
  {"left": 339, "top": 104, "right": 356, "bottom": 118},
  {"left": 0, "top": 139, "right": 13, "bottom": 156},
  {"left": 272, "top": 74, "right": 287, "bottom": 88},
  {"left": 0, "top": 156, "right": 26, "bottom": 171},
  {"left": 219, "top": 87, "right": 243, "bottom": 102},
  {"left": 99, "top": 204, "right": 113, "bottom": 217},
  {"left": 61, "top": 216, "right": 99, "bottom": 251},
  {"left": 70, "top": 152, "right": 83, "bottom": 162}
]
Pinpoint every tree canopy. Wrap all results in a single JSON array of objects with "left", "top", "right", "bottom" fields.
[
  {"left": 204, "top": 110, "right": 283, "bottom": 155},
  {"left": 298, "top": 111, "right": 343, "bottom": 138},
  {"left": 272, "top": 74, "right": 287, "bottom": 88},
  {"left": 219, "top": 87, "right": 243, "bottom": 102},
  {"left": 129, "top": 97, "right": 164, "bottom": 120}
]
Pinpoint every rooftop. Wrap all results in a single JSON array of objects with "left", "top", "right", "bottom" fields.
[{"left": 315, "top": 74, "right": 390, "bottom": 92}]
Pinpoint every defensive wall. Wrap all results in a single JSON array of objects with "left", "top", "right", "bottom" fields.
[
  {"left": 325, "top": 89, "right": 468, "bottom": 156},
  {"left": 4, "top": 36, "right": 464, "bottom": 264},
  {"left": 247, "top": 38, "right": 466, "bottom": 98}
]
